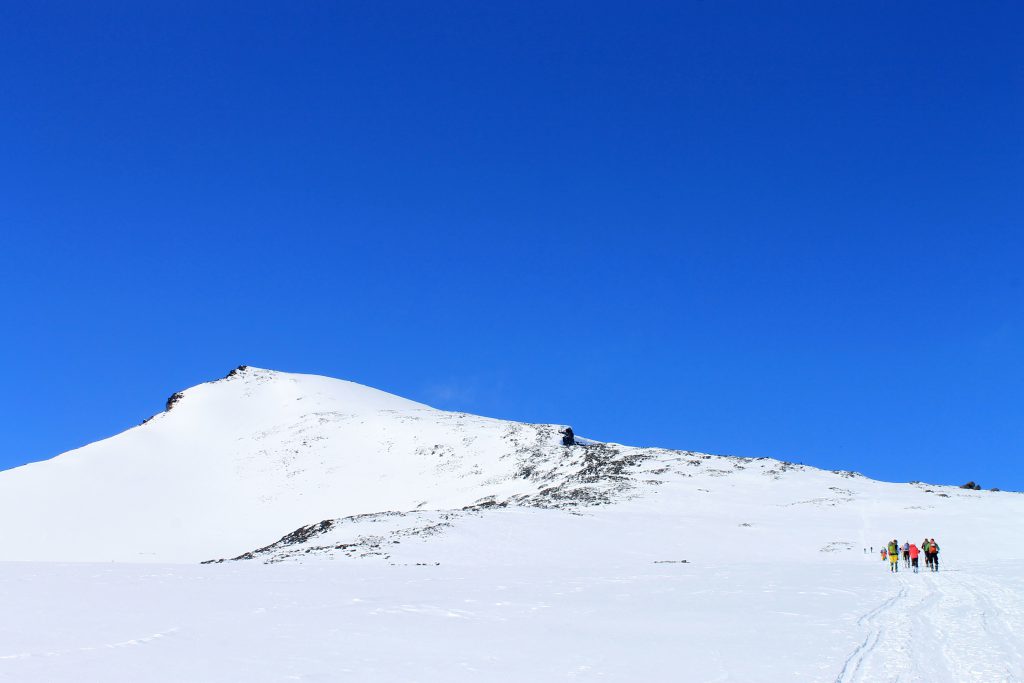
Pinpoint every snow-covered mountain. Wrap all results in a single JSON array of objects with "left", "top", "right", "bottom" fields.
[
  {"left": 3, "top": 366, "right": 1024, "bottom": 682},
  {"left": 0, "top": 366, "right": 1019, "bottom": 566}
]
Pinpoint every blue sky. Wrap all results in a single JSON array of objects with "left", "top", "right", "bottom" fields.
[{"left": 2, "top": 2, "right": 1021, "bottom": 489}]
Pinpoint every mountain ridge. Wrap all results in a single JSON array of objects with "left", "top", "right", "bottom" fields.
[{"left": 0, "top": 366, "right": 1019, "bottom": 565}]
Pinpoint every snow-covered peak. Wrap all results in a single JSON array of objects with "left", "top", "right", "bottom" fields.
[
  {"left": 0, "top": 367, "right": 1020, "bottom": 567},
  {"left": 157, "top": 365, "right": 432, "bottom": 420},
  {"left": 0, "top": 366, "right": 570, "bottom": 562}
]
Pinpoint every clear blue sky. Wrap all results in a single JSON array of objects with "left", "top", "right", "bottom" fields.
[{"left": 2, "top": 2, "right": 1021, "bottom": 489}]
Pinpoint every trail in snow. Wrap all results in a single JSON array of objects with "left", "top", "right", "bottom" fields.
[
  {"left": 835, "top": 583, "right": 908, "bottom": 683},
  {"left": 838, "top": 562, "right": 1024, "bottom": 683}
]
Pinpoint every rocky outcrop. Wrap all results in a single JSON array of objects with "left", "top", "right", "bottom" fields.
[
  {"left": 225, "top": 365, "right": 249, "bottom": 379},
  {"left": 165, "top": 392, "right": 185, "bottom": 412}
]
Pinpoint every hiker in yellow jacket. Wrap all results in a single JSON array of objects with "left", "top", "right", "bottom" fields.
[{"left": 887, "top": 540, "right": 899, "bottom": 573}]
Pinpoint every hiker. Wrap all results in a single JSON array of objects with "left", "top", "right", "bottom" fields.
[
  {"left": 909, "top": 543, "right": 920, "bottom": 573},
  {"left": 880, "top": 547, "right": 887, "bottom": 561},
  {"left": 902, "top": 541, "right": 911, "bottom": 568},
  {"left": 928, "top": 538, "right": 940, "bottom": 572},
  {"left": 922, "top": 539, "right": 932, "bottom": 570},
  {"left": 887, "top": 539, "right": 899, "bottom": 572}
]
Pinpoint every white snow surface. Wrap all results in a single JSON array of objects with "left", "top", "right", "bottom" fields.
[
  {"left": 2, "top": 366, "right": 1022, "bottom": 681},
  {"left": 3, "top": 559, "right": 1022, "bottom": 682}
]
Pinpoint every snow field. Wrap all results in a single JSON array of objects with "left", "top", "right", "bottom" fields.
[{"left": 2, "top": 559, "right": 1020, "bottom": 682}]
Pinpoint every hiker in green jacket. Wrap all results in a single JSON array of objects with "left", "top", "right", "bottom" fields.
[{"left": 927, "top": 538, "right": 940, "bottom": 572}]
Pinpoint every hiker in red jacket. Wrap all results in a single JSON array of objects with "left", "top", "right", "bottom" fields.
[{"left": 908, "top": 543, "right": 920, "bottom": 573}]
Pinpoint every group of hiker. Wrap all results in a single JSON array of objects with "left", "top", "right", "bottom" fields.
[{"left": 876, "top": 539, "right": 940, "bottom": 573}]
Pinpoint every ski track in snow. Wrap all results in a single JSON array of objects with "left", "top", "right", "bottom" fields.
[
  {"left": 837, "top": 566, "right": 1024, "bottom": 683},
  {"left": 835, "top": 583, "right": 908, "bottom": 683}
]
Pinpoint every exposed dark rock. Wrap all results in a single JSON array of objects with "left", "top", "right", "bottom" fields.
[
  {"left": 221, "top": 519, "right": 338, "bottom": 562},
  {"left": 462, "top": 499, "right": 508, "bottom": 511},
  {"left": 561, "top": 427, "right": 575, "bottom": 446},
  {"left": 205, "top": 510, "right": 460, "bottom": 564},
  {"left": 274, "top": 519, "right": 336, "bottom": 547},
  {"left": 226, "top": 365, "right": 249, "bottom": 378},
  {"left": 576, "top": 444, "right": 644, "bottom": 481},
  {"left": 165, "top": 392, "right": 185, "bottom": 412},
  {"left": 960, "top": 481, "right": 982, "bottom": 490}
]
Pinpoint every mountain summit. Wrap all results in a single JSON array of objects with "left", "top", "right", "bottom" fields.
[
  {"left": 0, "top": 367, "right": 1018, "bottom": 564},
  {"left": 0, "top": 367, "right": 617, "bottom": 561}
]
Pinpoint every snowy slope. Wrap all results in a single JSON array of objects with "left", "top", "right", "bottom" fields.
[
  {"left": 0, "top": 366, "right": 586, "bottom": 562},
  {"left": 213, "top": 470, "right": 1024, "bottom": 568},
  {"left": 0, "top": 365, "right": 1020, "bottom": 566},
  {"left": 2, "top": 366, "right": 1024, "bottom": 682}
]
